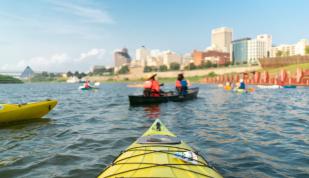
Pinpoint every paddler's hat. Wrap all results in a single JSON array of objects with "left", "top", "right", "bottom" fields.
[{"left": 148, "top": 73, "right": 157, "bottom": 80}]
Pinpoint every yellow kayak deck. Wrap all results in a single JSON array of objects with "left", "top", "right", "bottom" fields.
[
  {"left": 0, "top": 99, "right": 57, "bottom": 123},
  {"left": 98, "top": 119, "right": 223, "bottom": 178}
]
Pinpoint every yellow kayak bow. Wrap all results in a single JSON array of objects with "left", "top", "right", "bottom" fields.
[
  {"left": 98, "top": 119, "right": 223, "bottom": 178},
  {"left": 0, "top": 99, "right": 57, "bottom": 124}
]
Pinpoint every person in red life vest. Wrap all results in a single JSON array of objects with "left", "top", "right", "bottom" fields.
[
  {"left": 84, "top": 80, "right": 91, "bottom": 89},
  {"left": 143, "top": 73, "right": 163, "bottom": 97},
  {"left": 175, "top": 73, "right": 189, "bottom": 95}
]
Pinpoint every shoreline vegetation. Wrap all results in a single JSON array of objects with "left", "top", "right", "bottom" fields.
[
  {"left": 2, "top": 63, "right": 309, "bottom": 84},
  {"left": 0, "top": 75, "right": 23, "bottom": 84}
]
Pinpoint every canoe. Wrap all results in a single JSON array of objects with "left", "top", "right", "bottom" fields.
[
  {"left": 98, "top": 119, "right": 223, "bottom": 178},
  {"left": 282, "top": 85, "right": 297, "bottom": 88},
  {"left": 129, "top": 87, "right": 199, "bottom": 105},
  {"left": 0, "top": 99, "right": 57, "bottom": 124},
  {"left": 79, "top": 86, "right": 98, "bottom": 90}
]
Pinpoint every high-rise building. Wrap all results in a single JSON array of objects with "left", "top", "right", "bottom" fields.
[
  {"left": 257, "top": 34, "right": 272, "bottom": 57},
  {"left": 211, "top": 27, "right": 233, "bottom": 52},
  {"left": 114, "top": 48, "right": 131, "bottom": 72},
  {"left": 231, "top": 38, "right": 251, "bottom": 65},
  {"left": 135, "top": 46, "right": 150, "bottom": 67},
  {"left": 248, "top": 39, "right": 266, "bottom": 65},
  {"left": 232, "top": 34, "right": 272, "bottom": 65},
  {"left": 162, "top": 51, "right": 182, "bottom": 68}
]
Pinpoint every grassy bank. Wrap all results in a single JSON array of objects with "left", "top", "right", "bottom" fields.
[
  {"left": 0, "top": 75, "right": 23, "bottom": 84},
  {"left": 261, "top": 63, "right": 309, "bottom": 76}
]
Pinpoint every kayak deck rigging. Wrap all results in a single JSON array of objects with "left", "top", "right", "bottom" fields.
[{"left": 102, "top": 145, "right": 216, "bottom": 178}]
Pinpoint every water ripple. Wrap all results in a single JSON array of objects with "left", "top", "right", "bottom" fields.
[{"left": 0, "top": 83, "right": 308, "bottom": 178}]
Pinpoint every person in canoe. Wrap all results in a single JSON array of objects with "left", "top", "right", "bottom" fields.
[
  {"left": 176, "top": 73, "right": 189, "bottom": 95},
  {"left": 143, "top": 73, "right": 164, "bottom": 97}
]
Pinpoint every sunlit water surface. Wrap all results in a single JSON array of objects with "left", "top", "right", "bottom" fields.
[{"left": 0, "top": 83, "right": 308, "bottom": 178}]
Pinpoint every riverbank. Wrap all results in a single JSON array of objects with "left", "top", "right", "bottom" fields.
[
  {"left": 87, "top": 66, "right": 261, "bottom": 82},
  {"left": 0, "top": 75, "right": 23, "bottom": 84}
]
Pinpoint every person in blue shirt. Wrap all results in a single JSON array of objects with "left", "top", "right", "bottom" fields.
[
  {"left": 175, "top": 73, "right": 188, "bottom": 95},
  {"left": 239, "top": 79, "right": 246, "bottom": 89}
]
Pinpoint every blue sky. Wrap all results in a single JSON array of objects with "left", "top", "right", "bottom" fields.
[{"left": 0, "top": 0, "right": 308, "bottom": 72}]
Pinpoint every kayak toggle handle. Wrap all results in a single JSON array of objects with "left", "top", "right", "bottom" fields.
[{"left": 156, "top": 122, "right": 161, "bottom": 131}]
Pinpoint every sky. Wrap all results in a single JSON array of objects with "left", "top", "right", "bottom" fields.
[{"left": 0, "top": 0, "right": 309, "bottom": 72}]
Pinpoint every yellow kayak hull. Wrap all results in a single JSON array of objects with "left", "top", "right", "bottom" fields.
[
  {"left": 98, "top": 119, "right": 223, "bottom": 178},
  {"left": 0, "top": 99, "right": 57, "bottom": 123}
]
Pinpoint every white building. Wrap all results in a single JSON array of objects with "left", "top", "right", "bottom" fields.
[
  {"left": 271, "top": 39, "right": 309, "bottom": 57},
  {"left": 135, "top": 46, "right": 150, "bottom": 67},
  {"left": 246, "top": 34, "right": 272, "bottom": 65},
  {"left": 231, "top": 34, "right": 272, "bottom": 65},
  {"left": 211, "top": 27, "right": 233, "bottom": 52},
  {"left": 257, "top": 34, "right": 272, "bottom": 57},
  {"left": 162, "top": 50, "right": 182, "bottom": 68},
  {"left": 248, "top": 39, "right": 266, "bottom": 65}
]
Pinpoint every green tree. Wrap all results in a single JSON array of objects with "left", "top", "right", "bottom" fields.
[
  {"left": 66, "top": 71, "right": 73, "bottom": 77},
  {"left": 276, "top": 50, "right": 283, "bottom": 57},
  {"left": 203, "top": 61, "right": 212, "bottom": 68},
  {"left": 159, "top": 65, "right": 168, "bottom": 72},
  {"left": 49, "top": 73, "right": 56, "bottom": 78},
  {"left": 305, "top": 46, "right": 309, "bottom": 55},
  {"left": 184, "top": 63, "right": 196, "bottom": 70},
  {"left": 224, "top": 61, "right": 231, "bottom": 67},
  {"left": 169, "top": 62, "right": 180, "bottom": 71},
  {"left": 144, "top": 66, "right": 152, "bottom": 73},
  {"left": 41, "top": 71, "right": 49, "bottom": 77},
  {"left": 74, "top": 71, "right": 80, "bottom": 77},
  {"left": 80, "top": 72, "right": 87, "bottom": 78},
  {"left": 118, "top": 65, "right": 129, "bottom": 74}
]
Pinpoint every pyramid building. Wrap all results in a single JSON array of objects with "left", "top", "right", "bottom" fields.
[{"left": 20, "top": 66, "right": 34, "bottom": 79}]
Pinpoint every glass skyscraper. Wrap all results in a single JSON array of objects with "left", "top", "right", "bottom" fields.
[{"left": 232, "top": 38, "right": 251, "bottom": 65}]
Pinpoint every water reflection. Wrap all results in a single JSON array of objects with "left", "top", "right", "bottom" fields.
[{"left": 143, "top": 105, "right": 161, "bottom": 119}]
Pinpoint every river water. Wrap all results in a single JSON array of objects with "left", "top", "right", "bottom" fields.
[{"left": 0, "top": 83, "right": 308, "bottom": 178}]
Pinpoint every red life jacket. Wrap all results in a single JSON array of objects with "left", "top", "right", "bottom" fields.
[
  {"left": 84, "top": 82, "right": 90, "bottom": 88},
  {"left": 176, "top": 80, "right": 182, "bottom": 88},
  {"left": 151, "top": 80, "right": 160, "bottom": 97},
  {"left": 144, "top": 81, "right": 152, "bottom": 88}
]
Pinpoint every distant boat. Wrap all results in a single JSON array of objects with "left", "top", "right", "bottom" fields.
[
  {"left": 94, "top": 82, "right": 100, "bottom": 87},
  {"left": 257, "top": 85, "right": 282, "bottom": 89},
  {"left": 66, "top": 76, "right": 80, "bottom": 83},
  {"left": 257, "top": 85, "right": 297, "bottom": 89}
]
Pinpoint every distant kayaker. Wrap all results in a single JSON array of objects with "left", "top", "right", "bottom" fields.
[
  {"left": 84, "top": 81, "right": 91, "bottom": 89},
  {"left": 176, "top": 73, "right": 188, "bottom": 95},
  {"left": 239, "top": 79, "right": 246, "bottom": 89},
  {"left": 224, "top": 81, "right": 232, "bottom": 91},
  {"left": 143, "top": 73, "right": 163, "bottom": 97}
]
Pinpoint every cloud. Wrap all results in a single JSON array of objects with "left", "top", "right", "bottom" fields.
[
  {"left": 17, "top": 53, "right": 69, "bottom": 72},
  {"left": 50, "top": 1, "right": 114, "bottom": 24},
  {"left": 14, "top": 48, "right": 110, "bottom": 72},
  {"left": 79, "top": 48, "right": 106, "bottom": 61}
]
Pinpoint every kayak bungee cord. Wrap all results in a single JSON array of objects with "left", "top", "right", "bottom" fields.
[{"left": 99, "top": 145, "right": 218, "bottom": 178}]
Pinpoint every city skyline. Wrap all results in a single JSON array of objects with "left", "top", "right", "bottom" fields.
[{"left": 1, "top": 0, "right": 309, "bottom": 72}]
